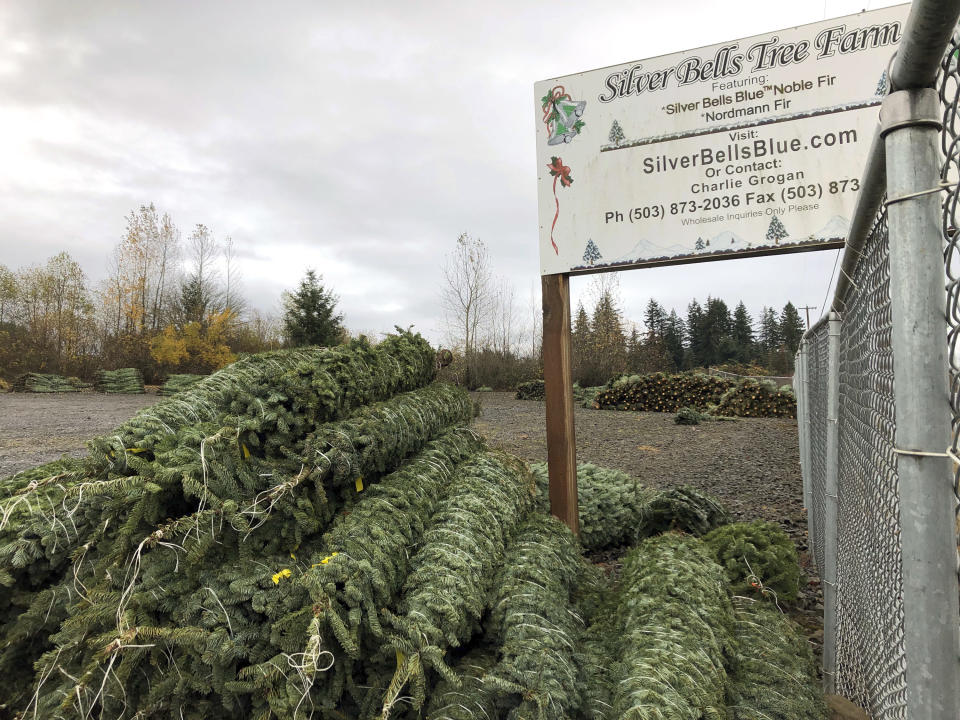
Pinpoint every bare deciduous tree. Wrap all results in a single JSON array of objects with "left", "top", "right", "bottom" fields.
[
  {"left": 488, "top": 278, "right": 518, "bottom": 355},
  {"left": 441, "top": 232, "right": 491, "bottom": 387},
  {"left": 223, "top": 236, "right": 245, "bottom": 318}
]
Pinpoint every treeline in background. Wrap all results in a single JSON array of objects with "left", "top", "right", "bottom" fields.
[
  {"left": 439, "top": 235, "right": 807, "bottom": 391},
  {"left": 0, "top": 204, "right": 342, "bottom": 383},
  {"left": 1, "top": 219, "right": 807, "bottom": 389}
]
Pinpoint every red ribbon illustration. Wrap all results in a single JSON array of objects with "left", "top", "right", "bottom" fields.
[{"left": 547, "top": 156, "right": 573, "bottom": 255}]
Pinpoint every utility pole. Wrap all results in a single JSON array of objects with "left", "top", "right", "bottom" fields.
[{"left": 798, "top": 305, "right": 817, "bottom": 329}]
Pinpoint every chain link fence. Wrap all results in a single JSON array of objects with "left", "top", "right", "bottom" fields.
[
  {"left": 940, "top": 29, "right": 960, "bottom": 575},
  {"left": 796, "top": 8, "right": 960, "bottom": 718},
  {"left": 833, "top": 210, "right": 907, "bottom": 717},
  {"left": 800, "top": 322, "right": 830, "bottom": 575}
]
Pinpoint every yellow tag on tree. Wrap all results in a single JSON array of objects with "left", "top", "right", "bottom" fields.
[{"left": 355, "top": 477, "right": 364, "bottom": 492}]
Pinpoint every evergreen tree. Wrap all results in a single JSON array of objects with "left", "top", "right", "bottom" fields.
[
  {"left": 588, "top": 289, "right": 627, "bottom": 384},
  {"left": 731, "top": 302, "right": 755, "bottom": 362},
  {"left": 686, "top": 299, "right": 705, "bottom": 367},
  {"left": 626, "top": 326, "right": 642, "bottom": 372},
  {"left": 644, "top": 299, "right": 667, "bottom": 338},
  {"left": 571, "top": 302, "right": 592, "bottom": 384},
  {"left": 701, "top": 297, "right": 732, "bottom": 366},
  {"left": 662, "top": 310, "right": 686, "bottom": 371},
  {"left": 608, "top": 119, "right": 625, "bottom": 146},
  {"left": 175, "top": 275, "right": 213, "bottom": 325},
  {"left": 695, "top": 237, "right": 705, "bottom": 251},
  {"left": 634, "top": 331, "right": 672, "bottom": 373},
  {"left": 282, "top": 269, "right": 344, "bottom": 347},
  {"left": 758, "top": 307, "right": 779, "bottom": 352},
  {"left": 779, "top": 301, "right": 805, "bottom": 356},
  {"left": 766, "top": 216, "right": 788, "bottom": 244}
]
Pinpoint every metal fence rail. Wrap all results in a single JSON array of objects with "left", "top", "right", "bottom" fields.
[{"left": 796, "top": 2, "right": 960, "bottom": 718}]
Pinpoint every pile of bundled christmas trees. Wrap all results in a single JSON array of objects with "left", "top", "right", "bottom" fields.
[
  {"left": 594, "top": 372, "right": 733, "bottom": 413},
  {"left": 595, "top": 372, "right": 796, "bottom": 418},
  {"left": 714, "top": 378, "right": 797, "bottom": 418},
  {"left": 157, "top": 373, "right": 205, "bottom": 396},
  {"left": 515, "top": 379, "right": 545, "bottom": 400},
  {"left": 11, "top": 372, "right": 83, "bottom": 392},
  {"left": 0, "top": 333, "right": 823, "bottom": 719},
  {"left": 94, "top": 367, "right": 146, "bottom": 393}
]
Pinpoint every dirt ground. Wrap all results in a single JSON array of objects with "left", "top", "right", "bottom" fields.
[
  {"left": 0, "top": 388, "right": 822, "bottom": 648},
  {"left": 0, "top": 392, "right": 159, "bottom": 477}
]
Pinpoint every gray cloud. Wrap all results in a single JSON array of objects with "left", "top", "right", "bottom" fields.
[{"left": 0, "top": 0, "right": 897, "bottom": 343}]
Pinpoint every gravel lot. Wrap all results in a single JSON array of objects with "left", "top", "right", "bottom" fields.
[
  {"left": 0, "top": 392, "right": 159, "bottom": 476},
  {"left": 473, "top": 391, "right": 806, "bottom": 535}
]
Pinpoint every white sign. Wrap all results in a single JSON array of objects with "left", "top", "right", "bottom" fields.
[{"left": 535, "top": 4, "right": 909, "bottom": 275}]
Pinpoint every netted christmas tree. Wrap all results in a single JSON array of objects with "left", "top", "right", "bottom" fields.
[
  {"left": 727, "top": 598, "right": 828, "bottom": 719},
  {"left": 704, "top": 520, "right": 804, "bottom": 603},
  {"left": 610, "top": 534, "right": 735, "bottom": 719}
]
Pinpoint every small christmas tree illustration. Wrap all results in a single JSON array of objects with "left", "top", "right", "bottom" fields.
[
  {"left": 766, "top": 215, "right": 788, "bottom": 244},
  {"left": 875, "top": 69, "right": 887, "bottom": 96},
  {"left": 583, "top": 239, "right": 602, "bottom": 265},
  {"left": 608, "top": 119, "right": 625, "bottom": 146},
  {"left": 695, "top": 237, "right": 705, "bottom": 251}
]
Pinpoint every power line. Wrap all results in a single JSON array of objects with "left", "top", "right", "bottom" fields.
[{"left": 818, "top": 248, "right": 842, "bottom": 324}]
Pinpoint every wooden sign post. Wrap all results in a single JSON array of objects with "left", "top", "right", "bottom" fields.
[{"left": 541, "top": 273, "right": 579, "bottom": 534}]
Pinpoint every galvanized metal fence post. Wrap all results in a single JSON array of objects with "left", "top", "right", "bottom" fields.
[
  {"left": 798, "top": 343, "right": 812, "bottom": 516},
  {"left": 882, "top": 87, "right": 960, "bottom": 719},
  {"left": 822, "top": 313, "right": 841, "bottom": 694}
]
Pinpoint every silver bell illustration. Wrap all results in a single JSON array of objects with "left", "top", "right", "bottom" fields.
[{"left": 547, "top": 97, "right": 587, "bottom": 145}]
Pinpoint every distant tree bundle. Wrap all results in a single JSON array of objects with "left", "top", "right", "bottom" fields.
[
  {"left": 515, "top": 378, "right": 545, "bottom": 400},
  {"left": 94, "top": 367, "right": 146, "bottom": 393},
  {"left": 11, "top": 372, "right": 82, "bottom": 393},
  {"left": 675, "top": 405, "right": 709, "bottom": 425},
  {"left": 157, "top": 373, "right": 205, "bottom": 396},
  {"left": 595, "top": 372, "right": 797, "bottom": 418},
  {"left": 594, "top": 372, "right": 733, "bottom": 412},
  {"left": 515, "top": 380, "right": 602, "bottom": 407},
  {"left": 714, "top": 378, "right": 797, "bottom": 418}
]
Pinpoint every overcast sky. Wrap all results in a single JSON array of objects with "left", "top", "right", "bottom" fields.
[{"left": 0, "top": 0, "right": 903, "bottom": 344}]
